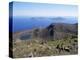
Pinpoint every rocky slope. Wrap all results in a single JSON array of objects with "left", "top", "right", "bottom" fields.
[
  {"left": 12, "top": 23, "right": 78, "bottom": 58},
  {"left": 32, "top": 23, "right": 78, "bottom": 41}
]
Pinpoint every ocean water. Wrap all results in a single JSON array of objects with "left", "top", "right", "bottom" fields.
[{"left": 11, "top": 17, "right": 77, "bottom": 32}]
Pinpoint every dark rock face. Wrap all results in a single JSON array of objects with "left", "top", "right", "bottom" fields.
[
  {"left": 47, "top": 23, "right": 54, "bottom": 37},
  {"left": 32, "top": 23, "right": 78, "bottom": 40}
]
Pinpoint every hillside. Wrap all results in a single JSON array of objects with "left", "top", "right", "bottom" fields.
[
  {"left": 12, "top": 23, "right": 78, "bottom": 58},
  {"left": 32, "top": 23, "right": 78, "bottom": 41}
]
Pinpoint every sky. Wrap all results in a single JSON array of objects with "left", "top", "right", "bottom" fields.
[{"left": 11, "top": 2, "right": 78, "bottom": 17}]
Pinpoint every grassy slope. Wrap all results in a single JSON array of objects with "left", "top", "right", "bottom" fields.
[{"left": 12, "top": 38, "right": 78, "bottom": 58}]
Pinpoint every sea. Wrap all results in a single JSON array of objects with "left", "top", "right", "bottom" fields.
[{"left": 10, "top": 17, "right": 78, "bottom": 32}]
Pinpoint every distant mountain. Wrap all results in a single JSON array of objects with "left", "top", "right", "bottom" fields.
[
  {"left": 32, "top": 23, "right": 78, "bottom": 40},
  {"left": 51, "top": 17, "right": 65, "bottom": 20},
  {"left": 13, "top": 23, "right": 78, "bottom": 41}
]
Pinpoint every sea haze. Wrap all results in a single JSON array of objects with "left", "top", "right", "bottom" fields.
[{"left": 12, "top": 17, "right": 78, "bottom": 32}]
